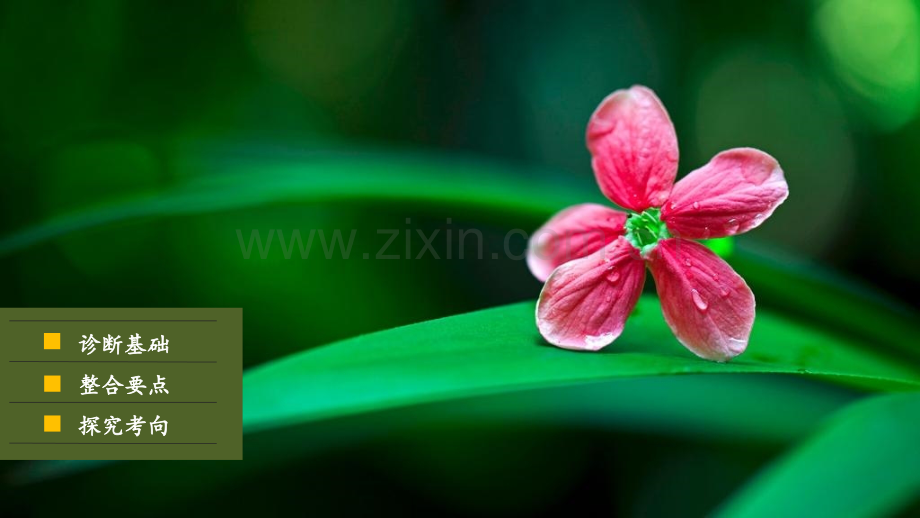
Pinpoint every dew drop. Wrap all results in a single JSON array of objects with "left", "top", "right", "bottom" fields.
[
  {"left": 584, "top": 333, "right": 614, "bottom": 350},
  {"left": 692, "top": 201, "right": 700, "bottom": 210},
  {"left": 606, "top": 270, "right": 621, "bottom": 284},
  {"left": 669, "top": 202, "right": 677, "bottom": 210},
  {"left": 726, "top": 218, "right": 740, "bottom": 234},
  {"left": 718, "top": 285, "right": 730, "bottom": 297},
  {"left": 691, "top": 288, "right": 708, "bottom": 311},
  {"left": 702, "top": 226, "right": 711, "bottom": 239},
  {"left": 684, "top": 259, "right": 692, "bottom": 267},
  {"left": 726, "top": 337, "right": 746, "bottom": 352}
]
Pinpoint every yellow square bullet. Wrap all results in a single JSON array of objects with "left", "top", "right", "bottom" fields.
[
  {"left": 44, "top": 375, "right": 61, "bottom": 392},
  {"left": 44, "top": 415, "right": 61, "bottom": 432},
  {"left": 43, "top": 333, "right": 60, "bottom": 350}
]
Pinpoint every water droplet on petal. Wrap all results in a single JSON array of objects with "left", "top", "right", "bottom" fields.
[
  {"left": 684, "top": 259, "right": 692, "bottom": 267},
  {"left": 606, "top": 270, "right": 621, "bottom": 284},
  {"left": 726, "top": 218, "right": 740, "bottom": 234},
  {"left": 702, "top": 226, "right": 711, "bottom": 238},
  {"left": 719, "top": 285, "right": 730, "bottom": 297},
  {"left": 584, "top": 333, "right": 614, "bottom": 350},
  {"left": 691, "top": 288, "right": 708, "bottom": 311},
  {"left": 692, "top": 201, "right": 700, "bottom": 210},
  {"left": 669, "top": 202, "right": 677, "bottom": 210},
  {"left": 726, "top": 337, "right": 746, "bottom": 352}
]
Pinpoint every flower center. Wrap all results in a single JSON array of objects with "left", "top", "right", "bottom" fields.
[{"left": 624, "top": 207, "right": 670, "bottom": 256}]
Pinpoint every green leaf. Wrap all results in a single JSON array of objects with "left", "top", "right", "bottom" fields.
[
  {"left": 243, "top": 297, "right": 920, "bottom": 434},
  {"left": 8, "top": 374, "right": 856, "bottom": 487},
  {"left": 733, "top": 243, "right": 920, "bottom": 362},
  {"left": 716, "top": 392, "right": 920, "bottom": 518},
  {"left": 9, "top": 295, "right": 909, "bottom": 487},
  {"left": 0, "top": 151, "right": 597, "bottom": 257}
]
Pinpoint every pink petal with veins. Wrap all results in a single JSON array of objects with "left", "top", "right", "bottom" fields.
[
  {"left": 647, "top": 238, "right": 755, "bottom": 362},
  {"left": 587, "top": 86, "right": 679, "bottom": 212},
  {"left": 536, "top": 237, "right": 645, "bottom": 351},
  {"left": 662, "top": 148, "right": 788, "bottom": 240},
  {"left": 527, "top": 203, "right": 628, "bottom": 282}
]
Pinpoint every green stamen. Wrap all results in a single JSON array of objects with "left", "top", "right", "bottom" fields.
[{"left": 624, "top": 207, "right": 670, "bottom": 256}]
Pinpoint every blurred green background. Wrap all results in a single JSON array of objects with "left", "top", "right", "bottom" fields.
[{"left": 2, "top": 0, "right": 920, "bottom": 516}]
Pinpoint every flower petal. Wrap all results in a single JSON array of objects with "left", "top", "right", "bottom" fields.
[
  {"left": 587, "top": 85, "right": 679, "bottom": 211},
  {"left": 536, "top": 237, "right": 646, "bottom": 351},
  {"left": 647, "top": 238, "right": 755, "bottom": 362},
  {"left": 527, "top": 203, "right": 628, "bottom": 282},
  {"left": 661, "top": 148, "right": 788, "bottom": 239}
]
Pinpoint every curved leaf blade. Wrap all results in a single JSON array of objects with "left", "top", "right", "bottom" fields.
[
  {"left": 8, "top": 374, "right": 857, "bottom": 486},
  {"left": 0, "top": 151, "right": 596, "bottom": 257},
  {"left": 243, "top": 297, "right": 920, "bottom": 434},
  {"left": 716, "top": 393, "right": 920, "bottom": 518}
]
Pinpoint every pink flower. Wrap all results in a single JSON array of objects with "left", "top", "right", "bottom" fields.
[{"left": 528, "top": 86, "right": 788, "bottom": 362}]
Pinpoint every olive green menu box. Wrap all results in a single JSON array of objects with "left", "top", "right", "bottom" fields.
[{"left": 0, "top": 308, "right": 242, "bottom": 460}]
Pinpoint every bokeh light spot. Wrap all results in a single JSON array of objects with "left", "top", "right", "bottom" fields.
[
  {"left": 692, "top": 47, "right": 856, "bottom": 255},
  {"left": 244, "top": 0, "right": 416, "bottom": 104},
  {"left": 702, "top": 237, "right": 734, "bottom": 258},
  {"left": 814, "top": 0, "right": 920, "bottom": 130}
]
